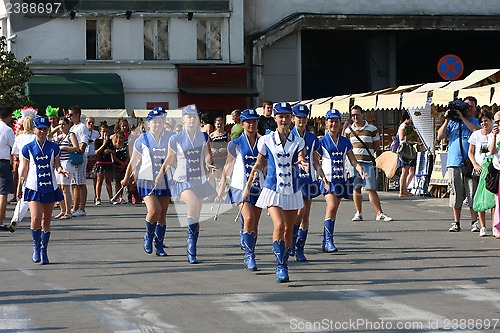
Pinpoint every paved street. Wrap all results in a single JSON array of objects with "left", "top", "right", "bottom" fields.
[{"left": 1, "top": 189, "right": 500, "bottom": 333}]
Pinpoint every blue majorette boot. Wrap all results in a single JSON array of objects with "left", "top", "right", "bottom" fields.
[
  {"left": 40, "top": 231, "right": 51, "bottom": 265},
  {"left": 273, "top": 240, "right": 289, "bottom": 283},
  {"left": 288, "top": 224, "right": 300, "bottom": 256},
  {"left": 144, "top": 221, "right": 156, "bottom": 254},
  {"left": 31, "top": 229, "right": 41, "bottom": 263},
  {"left": 187, "top": 222, "right": 199, "bottom": 264},
  {"left": 154, "top": 224, "right": 168, "bottom": 257},
  {"left": 243, "top": 231, "right": 257, "bottom": 271},
  {"left": 239, "top": 214, "right": 245, "bottom": 250},
  {"left": 323, "top": 219, "right": 338, "bottom": 253},
  {"left": 295, "top": 228, "right": 308, "bottom": 261}
]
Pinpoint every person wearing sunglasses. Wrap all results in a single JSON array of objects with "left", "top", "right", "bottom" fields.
[{"left": 344, "top": 105, "right": 393, "bottom": 222}]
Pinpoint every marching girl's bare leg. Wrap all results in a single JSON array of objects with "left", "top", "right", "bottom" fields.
[{"left": 180, "top": 189, "right": 203, "bottom": 264}]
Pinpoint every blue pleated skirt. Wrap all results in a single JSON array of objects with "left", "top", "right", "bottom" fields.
[
  {"left": 300, "top": 181, "right": 322, "bottom": 200},
  {"left": 137, "top": 179, "right": 171, "bottom": 198},
  {"left": 24, "top": 188, "right": 64, "bottom": 204},
  {"left": 170, "top": 180, "right": 215, "bottom": 199},
  {"left": 320, "top": 178, "right": 354, "bottom": 199},
  {"left": 226, "top": 186, "right": 260, "bottom": 206}
]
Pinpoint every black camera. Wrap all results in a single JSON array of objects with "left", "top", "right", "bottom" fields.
[{"left": 446, "top": 99, "right": 470, "bottom": 119}]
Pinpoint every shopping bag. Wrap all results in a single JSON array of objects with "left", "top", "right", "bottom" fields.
[{"left": 473, "top": 156, "right": 496, "bottom": 212}]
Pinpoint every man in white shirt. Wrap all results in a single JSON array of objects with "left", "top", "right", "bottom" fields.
[
  {"left": 0, "top": 106, "right": 15, "bottom": 230},
  {"left": 68, "top": 106, "right": 90, "bottom": 217}
]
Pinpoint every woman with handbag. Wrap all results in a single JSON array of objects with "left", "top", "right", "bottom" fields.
[
  {"left": 468, "top": 111, "right": 493, "bottom": 236},
  {"left": 53, "top": 117, "right": 80, "bottom": 220},
  {"left": 397, "top": 111, "right": 417, "bottom": 197}
]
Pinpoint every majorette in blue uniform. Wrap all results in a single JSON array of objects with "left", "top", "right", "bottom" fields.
[
  {"left": 21, "top": 116, "right": 65, "bottom": 265},
  {"left": 134, "top": 108, "right": 173, "bottom": 198},
  {"left": 253, "top": 102, "right": 307, "bottom": 283},
  {"left": 224, "top": 108, "right": 262, "bottom": 270},
  {"left": 319, "top": 109, "right": 355, "bottom": 253},
  {"left": 168, "top": 115, "right": 215, "bottom": 200},
  {"left": 164, "top": 104, "right": 215, "bottom": 264},
  {"left": 255, "top": 120, "right": 305, "bottom": 210},
  {"left": 290, "top": 103, "right": 322, "bottom": 261},
  {"left": 22, "top": 124, "right": 64, "bottom": 204},
  {"left": 133, "top": 107, "right": 173, "bottom": 257}
]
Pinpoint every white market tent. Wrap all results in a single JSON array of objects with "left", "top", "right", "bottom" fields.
[
  {"left": 81, "top": 109, "right": 129, "bottom": 128},
  {"left": 431, "top": 68, "right": 500, "bottom": 106},
  {"left": 82, "top": 109, "right": 128, "bottom": 119}
]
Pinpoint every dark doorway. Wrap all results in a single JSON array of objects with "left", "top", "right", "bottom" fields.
[{"left": 301, "top": 29, "right": 500, "bottom": 99}]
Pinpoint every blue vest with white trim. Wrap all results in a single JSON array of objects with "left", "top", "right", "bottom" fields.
[
  {"left": 22, "top": 139, "right": 60, "bottom": 193},
  {"left": 135, "top": 130, "right": 173, "bottom": 182},
  {"left": 228, "top": 133, "right": 261, "bottom": 190},
  {"left": 169, "top": 130, "right": 210, "bottom": 186},
  {"left": 258, "top": 130, "right": 305, "bottom": 195},
  {"left": 319, "top": 132, "right": 352, "bottom": 184}
]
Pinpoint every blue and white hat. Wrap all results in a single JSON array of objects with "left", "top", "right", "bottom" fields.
[
  {"left": 182, "top": 104, "right": 199, "bottom": 116},
  {"left": 292, "top": 104, "right": 310, "bottom": 117},
  {"left": 33, "top": 116, "right": 50, "bottom": 128},
  {"left": 146, "top": 107, "right": 166, "bottom": 121},
  {"left": 325, "top": 109, "right": 341, "bottom": 120},
  {"left": 240, "top": 108, "right": 260, "bottom": 122},
  {"left": 273, "top": 102, "right": 292, "bottom": 115}
]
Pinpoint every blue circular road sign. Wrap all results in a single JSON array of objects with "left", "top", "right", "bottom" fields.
[{"left": 437, "top": 54, "right": 464, "bottom": 81}]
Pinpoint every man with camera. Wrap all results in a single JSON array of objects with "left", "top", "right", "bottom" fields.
[{"left": 437, "top": 96, "right": 480, "bottom": 232}]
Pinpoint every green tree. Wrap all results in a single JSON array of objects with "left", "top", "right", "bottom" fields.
[{"left": 0, "top": 36, "right": 33, "bottom": 109}]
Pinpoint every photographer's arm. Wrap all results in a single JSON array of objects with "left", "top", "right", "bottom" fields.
[
  {"left": 455, "top": 109, "right": 479, "bottom": 132},
  {"left": 460, "top": 115, "right": 480, "bottom": 132},
  {"left": 437, "top": 116, "right": 450, "bottom": 141}
]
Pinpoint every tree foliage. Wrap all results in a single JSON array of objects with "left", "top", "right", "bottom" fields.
[{"left": 0, "top": 36, "right": 33, "bottom": 109}]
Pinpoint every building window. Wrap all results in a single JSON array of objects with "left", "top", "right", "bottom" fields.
[
  {"left": 144, "top": 19, "right": 169, "bottom": 60},
  {"left": 197, "top": 19, "right": 221, "bottom": 60},
  {"left": 86, "top": 19, "right": 112, "bottom": 60}
]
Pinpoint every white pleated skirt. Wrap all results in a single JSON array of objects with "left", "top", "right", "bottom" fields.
[{"left": 256, "top": 188, "right": 304, "bottom": 210}]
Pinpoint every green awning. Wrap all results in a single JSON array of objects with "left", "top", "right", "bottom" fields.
[{"left": 26, "top": 74, "right": 125, "bottom": 113}]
